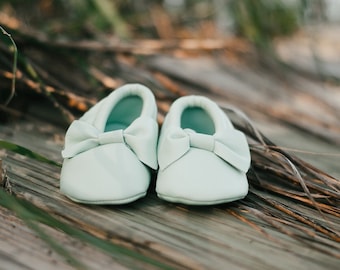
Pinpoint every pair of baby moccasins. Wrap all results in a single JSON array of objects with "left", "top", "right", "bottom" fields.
[{"left": 60, "top": 84, "right": 251, "bottom": 205}]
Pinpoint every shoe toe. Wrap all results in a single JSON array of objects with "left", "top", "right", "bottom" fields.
[
  {"left": 60, "top": 144, "right": 150, "bottom": 204},
  {"left": 156, "top": 148, "right": 248, "bottom": 205}
]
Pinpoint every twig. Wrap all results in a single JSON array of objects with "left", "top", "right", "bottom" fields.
[
  {"left": 244, "top": 205, "right": 340, "bottom": 258},
  {"left": 0, "top": 70, "right": 93, "bottom": 113},
  {"left": 0, "top": 25, "right": 17, "bottom": 105},
  {"left": 265, "top": 198, "right": 340, "bottom": 242},
  {"left": 266, "top": 145, "right": 340, "bottom": 158},
  {"left": 23, "top": 60, "right": 75, "bottom": 123},
  {"left": 226, "top": 208, "right": 280, "bottom": 244}
]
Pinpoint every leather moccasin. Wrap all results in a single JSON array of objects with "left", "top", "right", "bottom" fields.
[
  {"left": 156, "top": 95, "right": 251, "bottom": 205},
  {"left": 60, "top": 84, "right": 158, "bottom": 204}
]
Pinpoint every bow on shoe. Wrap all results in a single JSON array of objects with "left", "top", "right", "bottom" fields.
[
  {"left": 158, "top": 128, "right": 250, "bottom": 172},
  {"left": 62, "top": 117, "right": 158, "bottom": 169}
]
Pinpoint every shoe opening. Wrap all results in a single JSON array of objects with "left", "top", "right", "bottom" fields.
[
  {"left": 181, "top": 107, "right": 215, "bottom": 135},
  {"left": 105, "top": 95, "right": 143, "bottom": 131}
]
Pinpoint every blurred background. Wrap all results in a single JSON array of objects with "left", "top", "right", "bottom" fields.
[
  {"left": 1, "top": 0, "right": 340, "bottom": 41},
  {"left": 0, "top": 0, "right": 339, "bottom": 128},
  {"left": 1, "top": 0, "right": 340, "bottom": 43}
]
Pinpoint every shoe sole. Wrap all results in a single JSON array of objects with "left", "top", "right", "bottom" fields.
[
  {"left": 64, "top": 192, "right": 147, "bottom": 205},
  {"left": 157, "top": 193, "right": 246, "bottom": 205}
]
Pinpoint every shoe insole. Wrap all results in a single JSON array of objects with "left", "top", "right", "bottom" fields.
[
  {"left": 181, "top": 107, "right": 215, "bottom": 135},
  {"left": 105, "top": 95, "right": 143, "bottom": 131}
]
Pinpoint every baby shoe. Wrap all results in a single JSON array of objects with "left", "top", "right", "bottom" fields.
[
  {"left": 60, "top": 84, "right": 158, "bottom": 204},
  {"left": 156, "top": 95, "right": 251, "bottom": 205}
]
